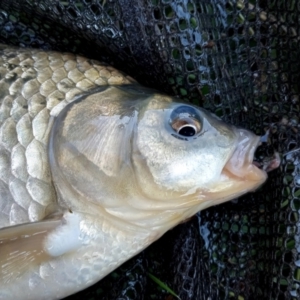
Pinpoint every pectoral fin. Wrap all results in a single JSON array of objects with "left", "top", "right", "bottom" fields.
[{"left": 0, "top": 218, "right": 61, "bottom": 283}]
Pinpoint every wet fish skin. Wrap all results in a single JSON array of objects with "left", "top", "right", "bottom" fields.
[
  {"left": 0, "top": 44, "right": 135, "bottom": 228},
  {"left": 0, "top": 44, "right": 267, "bottom": 299}
]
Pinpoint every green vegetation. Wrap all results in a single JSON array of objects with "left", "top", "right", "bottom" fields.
[{"left": 148, "top": 273, "right": 181, "bottom": 300}]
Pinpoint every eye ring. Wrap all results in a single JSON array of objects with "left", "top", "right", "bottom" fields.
[{"left": 169, "top": 106, "right": 202, "bottom": 137}]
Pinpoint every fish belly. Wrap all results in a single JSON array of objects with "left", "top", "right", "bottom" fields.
[{"left": 0, "top": 210, "right": 153, "bottom": 300}]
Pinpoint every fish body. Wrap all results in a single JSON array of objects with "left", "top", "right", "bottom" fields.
[{"left": 0, "top": 44, "right": 267, "bottom": 299}]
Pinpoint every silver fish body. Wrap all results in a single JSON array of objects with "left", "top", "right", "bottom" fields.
[{"left": 0, "top": 44, "right": 267, "bottom": 299}]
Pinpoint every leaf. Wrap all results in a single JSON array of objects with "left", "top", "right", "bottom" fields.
[{"left": 147, "top": 273, "right": 181, "bottom": 300}]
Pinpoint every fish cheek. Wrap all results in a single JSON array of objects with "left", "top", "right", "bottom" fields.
[{"left": 135, "top": 110, "right": 233, "bottom": 193}]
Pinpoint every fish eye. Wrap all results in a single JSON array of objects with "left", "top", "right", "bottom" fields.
[{"left": 170, "top": 106, "right": 202, "bottom": 137}]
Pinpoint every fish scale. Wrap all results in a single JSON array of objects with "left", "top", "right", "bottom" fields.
[{"left": 0, "top": 44, "right": 136, "bottom": 227}]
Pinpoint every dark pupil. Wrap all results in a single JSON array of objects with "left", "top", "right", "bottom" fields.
[{"left": 178, "top": 126, "right": 196, "bottom": 136}]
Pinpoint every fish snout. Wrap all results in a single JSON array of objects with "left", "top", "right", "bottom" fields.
[{"left": 223, "top": 129, "right": 268, "bottom": 184}]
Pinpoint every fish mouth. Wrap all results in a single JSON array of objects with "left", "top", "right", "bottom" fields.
[
  {"left": 222, "top": 129, "right": 268, "bottom": 189},
  {"left": 192, "top": 129, "right": 271, "bottom": 210}
]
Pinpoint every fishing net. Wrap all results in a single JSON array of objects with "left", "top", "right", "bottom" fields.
[{"left": 0, "top": 0, "right": 299, "bottom": 299}]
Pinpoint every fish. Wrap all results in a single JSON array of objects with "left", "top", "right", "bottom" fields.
[{"left": 0, "top": 43, "right": 267, "bottom": 299}]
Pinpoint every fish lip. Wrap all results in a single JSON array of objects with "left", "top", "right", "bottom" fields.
[{"left": 222, "top": 130, "right": 268, "bottom": 183}]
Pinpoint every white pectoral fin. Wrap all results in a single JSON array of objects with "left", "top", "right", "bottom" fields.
[
  {"left": 43, "top": 211, "right": 82, "bottom": 257},
  {"left": 0, "top": 211, "right": 82, "bottom": 283}
]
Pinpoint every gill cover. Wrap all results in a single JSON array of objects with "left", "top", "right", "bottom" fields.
[{"left": 49, "top": 86, "right": 148, "bottom": 210}]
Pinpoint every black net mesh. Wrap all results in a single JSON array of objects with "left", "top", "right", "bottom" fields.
[{"left": 0, "top": 1, "right": 299, "bottom": 299}]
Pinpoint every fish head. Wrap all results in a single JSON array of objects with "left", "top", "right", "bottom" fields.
[
  {"left": 133, "top": 95, "right": 267, "bottom": 213},
  {"left": 50, "top": 86, "right": 267, "bottom": 229}
]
